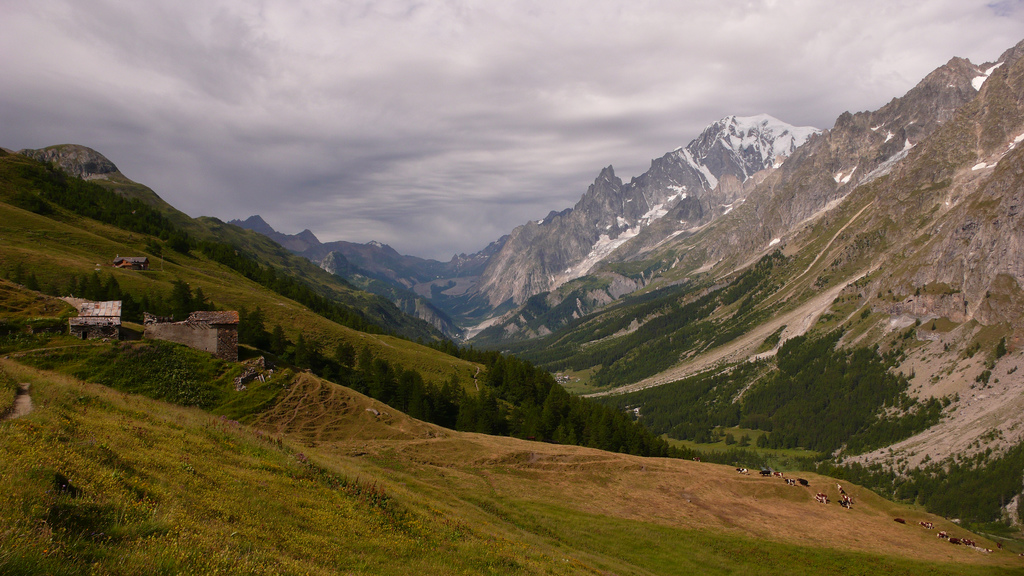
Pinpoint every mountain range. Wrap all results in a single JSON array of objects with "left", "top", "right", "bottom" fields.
[
  {"left": 235, "top": 38, "right": 1024, "bottom": 478},
  {"left": 4, "top": 37, "right": 1024, "bottom": 571}
]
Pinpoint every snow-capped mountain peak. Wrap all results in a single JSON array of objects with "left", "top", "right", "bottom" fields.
[{"left": 684, "top": 114, "right": 821, "bottom": 182}]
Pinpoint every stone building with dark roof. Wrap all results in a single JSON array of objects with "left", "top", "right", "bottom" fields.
[{"left": 144, "top": 310, "right": 239, "bottom": 361}]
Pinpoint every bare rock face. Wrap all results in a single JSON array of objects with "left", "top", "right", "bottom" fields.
[
  {"left": 668, "top": 49, "right": 1005, "bottom": 272},
  {"left": 19, "top": 144, "right": 119, "bottom": 180},
  {"left": 474, "top": 116, "right": 820, "bottom": 307}
]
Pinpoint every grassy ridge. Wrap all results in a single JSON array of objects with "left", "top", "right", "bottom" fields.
[{"left": 2, "top": 361, "right": 1020, "bottom": 575}]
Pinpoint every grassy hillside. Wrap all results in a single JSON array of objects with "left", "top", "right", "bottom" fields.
[
  {"left": 2, "top": 358, "right": 1022, "bottom": 574},
  {"left": 0, "top": 149, "right": 447, "bottom": 343},
  {"left": 0, "top": 153, "right": 480, "bottom": 391}
]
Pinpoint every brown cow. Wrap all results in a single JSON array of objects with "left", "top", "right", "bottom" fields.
[{"left": 894, "top": 518, "right": 906, "bottom": 524}]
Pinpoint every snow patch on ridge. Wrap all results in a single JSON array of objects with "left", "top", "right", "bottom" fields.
[
  {"left": 678, "top": 147, "right": 719, "bottom": 189},
  {"left": 558, "top": 227, "right": 641, "bottom": 285},
  {"left": 972, "top": 62, "right": 1003, "bottom": 91}
]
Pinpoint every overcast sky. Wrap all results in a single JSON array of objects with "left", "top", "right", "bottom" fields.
[{"left": 3, "top": 1, "right": 1023, "bottom": 260}]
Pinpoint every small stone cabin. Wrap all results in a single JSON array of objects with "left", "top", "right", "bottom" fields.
[
  {"left": 69, "top": 300, "right": 121, "bottom": 340},
  {"left": 144, "top": 310, "right": 239, "bottom": 361},
  {"left": 113, "top": 256, "right": 150, "bottom": 270}
]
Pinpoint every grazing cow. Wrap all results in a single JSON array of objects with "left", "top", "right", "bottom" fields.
[
  {"left": 693, "top": 457, "right": 701, "bottom": 462},
  {"left": 949, "top": 537, "right": 961, "bottom": 545},
  {"left": 836, "top": 483, "right": 846, "bottom": 495},
  {"left": 773, "top": 471, "right": 784, "bottom": 477},
  {"left": 760, "top": 469, "right": 772, "bottom": 476},
  {"left": 786, "top": 478, "right": 797, "bottom": 486},
  {"left": 919, "top": 521, "right": 934, "bottom": 530},
  {"left": 840, "top": 494, "right": 853, "bottom": 508},
  {"left": 735, "top": 468, "right": 748, "bottom": 474},
  {"left": 997, "top": 543, "right": 1003, "bottom": 550},
  {"left": 797, "top": 478, "right": 809, "bottom": 487},
  {"left": 937, "top": 531, "right": 948, "bottom": 539},
  {"left": 894, "top": 518, "right": 906, "bottom": 524},
  {"left": 814, "top": 492, "right": 829, "bottom": 504},
  {"left": 962, "top": 538, "right": 976, "bottom": 547}
]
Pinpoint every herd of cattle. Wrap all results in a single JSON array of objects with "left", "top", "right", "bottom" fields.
[
  {"left": 734, "top": 467, "right": 1015, "bottom": 555},
  {"left": 893, "top": 517, "right": 999, "bottom": 553}
]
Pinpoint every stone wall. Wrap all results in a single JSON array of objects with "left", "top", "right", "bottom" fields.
[
  {"left": 216, "top": 326, "right": 238, "bottom": 362},
  {"left": 145, "top": 323, "right": 237, "bottom": 361},
  {"left": 70, "top": 325, "right": 119, "bottom": 340}
]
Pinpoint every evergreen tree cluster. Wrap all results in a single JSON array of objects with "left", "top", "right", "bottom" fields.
[
  {"left": 817, "top": 441, "right": 1024, "bottom": 524},
  {"left": 253, "top": 324, "right": 670, "bottom": 457},
  {"left": 601, "top": 330, "right": 943, "bottom": 456},
  {"left": 3, "top": 267, "right": 214, "bottom": 326}
]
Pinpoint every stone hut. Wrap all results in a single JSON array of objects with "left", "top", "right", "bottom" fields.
[
  {"left": 144, "top": 310, "right": 239, "bottom": 361},
  {"left": 69, "top": 300, "right": 121, "bottom": 340},
  {"left": 113, "top": 256, "right": 150, "bottom": 270}
]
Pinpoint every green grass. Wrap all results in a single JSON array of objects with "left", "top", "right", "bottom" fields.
[
  {"left": 664, "top": 432, "right": 822, "bottom": 461},
  {"left": 0, "top": 363, "right": 563, "bottom": 576},
  {"left": 15, "top": 339, "right": 275, "bottom": 417},
  {"left": 0, "top": 365, "right": 16, "bottom": 414},
  {"left": 2, "top": 362, "right": 1019, "bottom": 575},
  {"left": 555, "top": 366, "right": 605, "bottom": 394},
  {"left": 489, "top": 501, "right": 1018, "bottom": 576}
]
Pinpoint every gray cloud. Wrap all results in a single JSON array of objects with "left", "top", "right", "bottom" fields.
[{"left": 2, "top": 1, "right": 1023, "bottom": 259}]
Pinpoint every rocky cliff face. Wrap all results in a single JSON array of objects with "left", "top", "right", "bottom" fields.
[
  {"left": 861, "top": 40, "right": 1024, "bottom": 326},
  {"left": 661, "top": 53, "right": 998, "bottom": 270},
  {"left": 19, "top": 144, "right": 120, "bottom": 180},
  {"left": 472, "top": 115, "right": 819, "bottom": 307}
]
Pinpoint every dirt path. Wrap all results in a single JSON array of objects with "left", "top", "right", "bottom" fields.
[{"left": 2, "top": 383, "right": 33, "bottom": 420}]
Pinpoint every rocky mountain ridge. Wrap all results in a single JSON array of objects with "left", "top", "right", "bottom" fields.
[{"left": 472, "top": 115, "right": 820, "bottom": 308}]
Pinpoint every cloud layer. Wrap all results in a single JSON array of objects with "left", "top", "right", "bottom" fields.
[{"left": 2, "top": 1, "right": 1023, "bottom": 259}]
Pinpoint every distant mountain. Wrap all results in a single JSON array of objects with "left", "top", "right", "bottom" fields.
[
  {"left": 228, "top": 216, "right": 499, "bottom": 338},
  {"left": 471, "top": 115, "right": 820, "bottom": 308}
]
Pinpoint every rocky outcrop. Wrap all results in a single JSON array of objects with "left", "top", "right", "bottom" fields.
[{"left": 19, "top": 144, "right": 120, "bottom": 180}]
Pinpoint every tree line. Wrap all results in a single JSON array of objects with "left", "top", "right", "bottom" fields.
[{"left": 237, "top": 308, "right": 671, "bottom": 457}]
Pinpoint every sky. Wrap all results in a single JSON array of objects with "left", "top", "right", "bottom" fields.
[{"left": 2, "top": 1, "right": 1023, "bottom": 260}]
